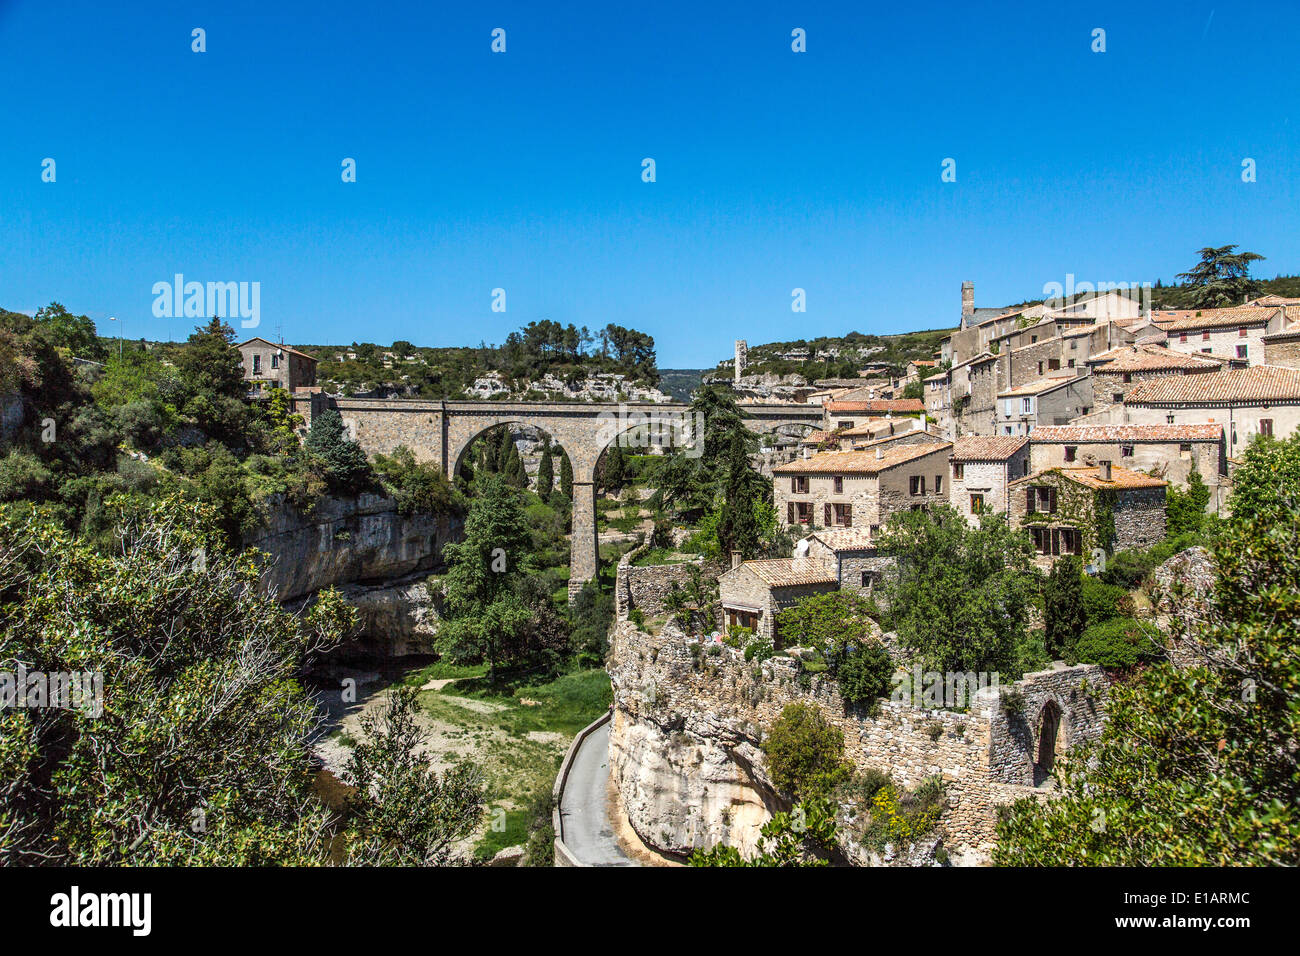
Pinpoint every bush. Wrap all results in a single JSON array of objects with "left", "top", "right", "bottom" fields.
[
  {"left": 1101, "top": 547, "right": 1161, "bottom": 590},
  {"left": 835, "top": 643, "right": 894, "bottom": 709},
  {"left": 1081, "top": 576, "right": 1127, "bottom": 624},
  {"left": 764, "top": 703, "right": 851, "bottom": 798},
  {"left": 1072, "top": 617, "right": 1161, "bottom": 669}
]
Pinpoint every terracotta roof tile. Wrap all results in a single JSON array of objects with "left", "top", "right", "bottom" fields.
[
  {"left": 742, "top": 558, "right": 839, "bottom": 588},
  {"left": 998, "top": 377, "right": 1079, "bottom": 397},
  {"left": 1156, "top": 306, "right": 1280, "bottom": 332},
  {"left": 1029, "top": 424, "right": 1223, "bottom": 443},
  {"left": 773, "top": 442, "right": 951, "bottom": 475},
  {"left": 1087, "top": 344, "right": 1224, "bottom": 372},
  {"left": 824, "top": 399, "right": 924, "bottom": 414},
  {"left": 1125, "top": 365, "right": 1300, "bottom": 404},
  {"left": 950, "top": 436, "right": 1029, "bottom": 461},
  {"left": 1011, "top": 465, "right": 1168, "bottom": 490},
  {"left": 805, "top": 528, "right": 876, "bottom": 552}
]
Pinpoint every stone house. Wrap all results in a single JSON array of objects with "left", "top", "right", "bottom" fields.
[
  {"left": 799, "top": 528, "right": 896, "bottom": 599},
  {"left": 1029, "top": 423, "right": 1226, "bottom": 512},
  {"left": 1157, "top": 305, "right": 1288, "bottom": 366},
  {"left": 1120, "top": 365, "right": 1300, "bottom": 455},
  {"left": 994, "top": 376, "right": 1093, "bottom": 436},
  {"left": 822, "top": 399, "right": 925, "bottom": 431},
  {"left": 1263, "top": 320, "right": 1300, "bottom": 368},
  {"left": 1084, "top": 343, "right": 1224, "bottom": 412},
  {"left": 948, "top": 435, "right": 1030, "bottom": 523},
  {"left": 236, "top": 337, "right": 318, "bottom": 394},
  {"left": 772, "top": 441, "right": 953, "bottom": 535},
  {"left": 716, "top": 555, "right": 837, "bottom": 641},
  {"left": 1008, "top": 462, "right": 1168, "bottom": 567}
]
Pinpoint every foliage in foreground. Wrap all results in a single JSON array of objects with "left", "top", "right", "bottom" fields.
[
  {"left": 688, "top": 798, "right": 838, "bottom": 867},
  {"left": 996, "top": 434, "right": 1300, "bottom": 865}
]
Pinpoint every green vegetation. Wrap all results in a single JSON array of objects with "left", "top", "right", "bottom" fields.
[
  {"left": 764, "top": 703, "right": 851, "bottom": 799},
  {"left": 995, "top": 433, "right": 1300, "bottom": 865},
  {"left": 1043, "top": 555, "right": 1086, "bottom": 659},
  {"left": 688, "top": 797, "right": 839, "bottom": 867},
  {"left": 1174, "top": 245, "right": 1266, "bottom": 309}
]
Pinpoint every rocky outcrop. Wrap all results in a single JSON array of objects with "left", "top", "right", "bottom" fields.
[
  {"left": 336, "top": 576, "right": 442, "bottom": 658},
  {"left": 248, "top": 492, "right": 460, "bottom": 604},
  {"left": 1150, "top": 546, "right": 1218, "bottom": 668}
]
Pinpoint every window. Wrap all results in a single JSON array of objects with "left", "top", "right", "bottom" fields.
[
  {"left": 1239, "top": 327, "right": 1248, "bottom": 337},
  {"left": 1203, "top": 331, "right": 1211, "bottom": 341},
  {"left": 860, "top": 570, "right": 879, "bottom": 591},
  {"left": 1166, "top": 414, "right": 1176, "bottom": 424},
  {"left": 271, "top": 353, "right": 280, "bottom": 369},
  {"left": 1027, "top": 485, "right": 1057, "bottom": 514},
  {"left": 1260, "top": 419, "right": 1274, "bottom": 438},
  {"left": 1022, "top": 397, "right": 1034, "bottom": 414},
  {"left": 1237, "top": 344, "right": 1247, "bottom": 358},
  {"left": 252, "top": 354, "right": 261, "bottom": 373},
  {"left": 1122, "top": 372, "right": 1132, "bottom": 384},
  {"left": 1038, "top": 361, "right": 1044, "bottom": 375},
  {"left": 1031, "top": 335, "right": 1039, "bottom": 344},
  {"left": 791, "top": 476, "right": 809, "bottom": 494},
  {"left": 970, "top": 493, "right": 984, "bottom": 514},
  {"left": 1179, "top": 443, "right": 1192, "bottom": 459},
  {"left": 1067, "top": 358, "right": 1075, "bottom": 368},
  {"left": 952, "top": 462, "right": 964, "bottom": 480},
  {"left": 1049, "top": 358, "right": 1060, "bottom": 371},
  {"left": 934, "top": 474, "right": 943, "bottom": 494},
  {"left": 1112, "top": 392, "right": 1124, "bottom": 403},
  {"left": 909, "top": 475, "right": 926, "bottom": 495},
  {"left": 793, "top": 502, "right": 814, "bottom": 525},
  {"left": 1202, "top": 348, "right": 1212, "bottom": 354},
  {"left": 1064, "top": 446, "right": 1077, "bottom": 462},
  {"left": 1121, "top": 445, "right": 1134, "bottom": 457},
  {"left": 833, "top": 503, "right": 852, "bottom": 527},
  {"left": 832, "top": 476, "right": 843, "bottom": 494},
  {"left": 1179, "top": 332, "right": 1188, "bottom": 344},
  {"left": 840, "top": 420, "right": 855, "bottom": 430}
]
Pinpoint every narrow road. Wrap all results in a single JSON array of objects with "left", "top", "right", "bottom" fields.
[{"left": 558, "top": 721, "right": 637, "bottom": 866}]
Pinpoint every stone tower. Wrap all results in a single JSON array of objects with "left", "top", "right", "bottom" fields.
[
  {"left": 734, "top": 339, "right": 747, "bottom": 383},
  {"left": 961, "top": 281, "right": 974, "bottom": 329}
]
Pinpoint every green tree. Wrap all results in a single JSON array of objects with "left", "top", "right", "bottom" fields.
[
  {"left": 536, "top": 441, "right": 554, "bottom": 497},
  {"left": 878, "top": 508, "right": 1040, "bottom": 676},
  {"left": 0, "top": 496, "right": 357, "bottom": 865},
  {"left": 602, "top": 442, "right": 625, "bottom": 492},
  {"left": 437, "top": 474, "right": 533, "bottom": 675},
  {"left": 764, "top": 703, "right": 851, "bottom": 799},
  {"left": 559, "top": 451, "right": 573, "bottom": 500},
  {"left": 173, "top": 318, "right": 251, "bottom": 446},
  {"left": 775, "top": 591, "right": 877, "bottom": 657},
  {"left": 1176, "top": 245, "right": 1265, "bottom": 309},
  {"left": 305, "top": 409, "right": 372, "bottom": 494},
  {"left": 344, "top": 687, "right": 484, "bottom": 865},
  {"left": 1166, "top": 469, "right": 1211, "bottom": 537},
  {"left": 717, "top": 431, "right": 761, "bottom": 558},
  {"left": 995, "top": 432, "right": 1300, "bottom": 865},
  {"left": 1043, "top": 555, "right": 1086, "bottom": 659},
  {"left": 33, "top": 302, "right": 107, "bottom": 361}
]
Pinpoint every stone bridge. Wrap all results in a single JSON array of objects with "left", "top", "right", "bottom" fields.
[{"left": 297, "top": 396, "right": 823, "bottom": 597}]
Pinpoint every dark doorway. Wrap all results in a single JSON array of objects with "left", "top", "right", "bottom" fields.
[{"left": 1034, "top": 701, "right": 1063, "bottom": 787}]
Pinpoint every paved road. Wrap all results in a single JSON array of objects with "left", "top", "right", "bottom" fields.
[{"left": 558, "top": 721, "right": 638, "bottom": 866}]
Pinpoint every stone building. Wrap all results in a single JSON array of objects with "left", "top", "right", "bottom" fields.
[
  {"left": 716, "top": 555, "right": 837, "bottom": 641},
  {"left": 1029, "top": 423, "right": 1225, "bottom": 512},
  {"left": 1262, "top": 320, "right": 1300, "bottom": 368},
  {"left": 236, "top": 337, "right": 318, "bottom": 395},
  {"left": 1008, "top": 463, "right": 1167, "bottom": 567},
  {"left": 1120, "top": 365, "right": 1300, "bottom": 454},
  {"left": 799, "top": 527, "right": 896, "bottom": 599},
  {"left": 822, "top": 399, "right": 925, "bottom": 431},
  {"left": 1084, "top": 343, "right": 1224, "bottom": 412},
  {"left": 772, "top": 442, "right": 953, "bottom": 534},
  {"left": 948, "top": 435, "right": 1030, "bottom": 523},
  {"left": 994, "top": 376, "right": 1092, "bottom": 436},
  {"left": 1157, "top": 305, "right": 1289, "bottom": 366}
]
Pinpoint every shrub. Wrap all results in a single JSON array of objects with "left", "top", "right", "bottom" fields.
[
  {"left": 764, "top": 703, "right": 851, "bottom": 799},
  {"left": 834, "top": 643, "right": 893, "bottom": 709},
  {"left": 1081, "top": 576, "right": 1128, "bottom": 624},
  {"left": 744, "top": 637, "right": 776, "bottom": 663},
  {"left": 1072, "top": 617, "right": 1161, "bottom": 669}
]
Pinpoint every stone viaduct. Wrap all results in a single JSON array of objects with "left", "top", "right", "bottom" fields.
[{"left": 294, "top": 395, "right": 823, "bottom": 597}]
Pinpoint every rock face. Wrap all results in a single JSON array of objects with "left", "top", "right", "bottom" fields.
[
  {"left": 247, "top": 492, "right": 460, "bottom": 604},
  {"left": 337, "top": 576, "right": 442, "bottom": 657},
  {"left": 1150, "top": 546, "right": 1217, "bottom": 668}
]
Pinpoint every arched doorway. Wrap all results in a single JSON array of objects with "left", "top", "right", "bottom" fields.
[{"left": 1034, "top": 701, "right": 1064, "bottom": 786}]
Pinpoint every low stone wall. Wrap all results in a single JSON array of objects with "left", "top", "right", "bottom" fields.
[
  {"left": 614, "top": 543, "right": 709, "bottom": 618},
  {"left": 607, "top": 557, "right": 1110, "bottom": 864}
]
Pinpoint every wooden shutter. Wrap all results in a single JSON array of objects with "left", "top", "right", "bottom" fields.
[
  {"left": 1048, "top": 487, "right": 1058, "bottom": 513},
  {"left": 787, "top": 502, "right": 794, "bottom": 523},
  {"left": 823, "top": 503, "right": 832, "bottom": 525},
  {"left": 1026, "top": 488, "right": 1036, "bottom": 513}
]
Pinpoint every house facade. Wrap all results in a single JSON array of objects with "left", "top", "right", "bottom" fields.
[
  {"left": 236, "top": 338, "right": 318, "bottom": 394},
  {"left": 1008, "top": 463, "right": 1168, "bottom": 567},
  {"left": 1157, "top": 305, "right": 1288, "bottom": 366},
  {"left": 716, "top": 556, "right": 838, "bottom": 642},
  {"left": 948, "top": 435, "right": 1030, "bottom": 524},
  {"left": 994, "top": 376, "right": 1092, "bottom": 436}
]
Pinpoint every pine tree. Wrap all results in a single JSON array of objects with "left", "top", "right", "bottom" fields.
[
  {"left": 305, "top": 409, "right": 372, "bottom": 494},
  {"left": 496, "top": 428, "right": 514, "bottom": 472},
  {"left": 604, "top": 442, "right": 625, "bottom": 492},
  {"left": 717, "top": 431, "right": 760, "bottom": 558}
]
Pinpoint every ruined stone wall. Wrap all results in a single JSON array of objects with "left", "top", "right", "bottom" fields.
[
  {"left": 608, "top": 597, "right": 1110, "bottom": 863},
  {"left": 615, "top": 545, "right": 708, "bottom": 618}
]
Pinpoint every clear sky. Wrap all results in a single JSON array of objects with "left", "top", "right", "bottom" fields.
[{"left": 2, "top": 0, "right": 1297, "bottom": 367}]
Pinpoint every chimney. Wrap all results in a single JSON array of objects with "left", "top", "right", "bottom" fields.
[
  {"left": 730, "top": 550, "right": 742, "bottom": 570},
  {"left": 876, "top": 446, "right": 884, "bottom": 460},
  {"left": 1098, "top": 460, "right": 1112, "bottom": 481},
  {"left": 961, "top": 281, "right": 975, "bottom": 326}
]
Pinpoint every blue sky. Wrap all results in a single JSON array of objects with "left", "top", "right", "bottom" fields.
[{"left": 2, "top": 0, "right": 1297, "bottom": 367}]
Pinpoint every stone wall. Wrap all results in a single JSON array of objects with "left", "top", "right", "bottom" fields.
[
  {"left": 247, "top": 492, "right": 460, "bottom": 603},
  {"left": 615, "top": 544, "right": 709, "bottom": 618},
  {"left": 608, "top": 562, "right": 1111, "bottom": 863}
]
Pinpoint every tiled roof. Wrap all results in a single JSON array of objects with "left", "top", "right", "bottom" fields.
[
  {"left": 998, "top": 377, "right": 1078, "bottom": 397},
  {"left": 1156, "top": 306, "right": 1280, "bottom": 332},
  {"left": 1011, "top": 465, "right": 1168, "bottom": 490},
  {"left": 824, "top": 399, "right": 924, "bottom": 414},
  {"left": 924, "top": 370, "right": 950, "bottom": 382},
  {"left": 799, "top": 430, "right": 837, "bottom": 445},
  {"left": 1029, "top": 424, "right": 1223, "bottom": 443},
  {"left": 1248, "top": 295, "right": 1300, "bottom": 307},
  {"left": 1060, "top": 324, "right": 1105, "bottom": 339},
  {"left": 950, "top": 435, "right": 1029, "bottom": 461},
  {"left": 742, "top": 558, "right": 838, "bottom": 588},
  {"left": 1087, "top": 344, "right": 1223, "bottom": 373},
  {"left": 806, "top": 528, "right": 876, "bottom": 552},
  {"left": 1263, "top": 322, "right": 1300, "bottom": 343},
  {"left": 773, "top": 442, "right": 951, "bottom": 475},
  {"left": 236, "top": 337, "right": 318, "bottom": 362},
  {"left": 1125, "top": 365, "right": 1300, "bottom": 404}
]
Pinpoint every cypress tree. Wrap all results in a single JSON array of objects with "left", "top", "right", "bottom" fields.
[
  {"left": 536, "top": 445, "right": 554, "bottom": 497},
  {"left": 1044, "top": 555, "right": 1086, "bottom": 659},
  {"left": 559, "top": 452, "right": 573, "bottom": 500}
]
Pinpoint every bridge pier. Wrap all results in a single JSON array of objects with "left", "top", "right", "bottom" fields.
[{"left": 568, "top": 481, "right": 598, "bottom": 600}]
